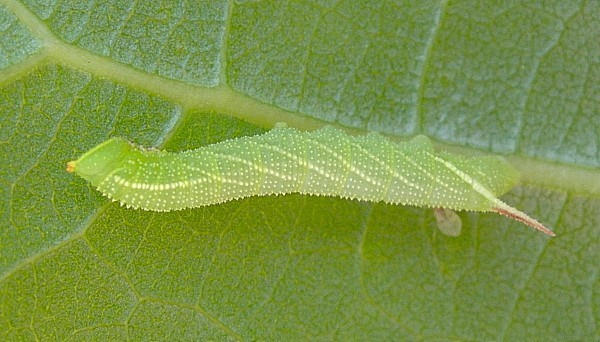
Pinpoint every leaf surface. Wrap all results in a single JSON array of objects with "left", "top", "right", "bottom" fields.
[{"left": 1, "top": 0, "right": 598, "bottom": 340}]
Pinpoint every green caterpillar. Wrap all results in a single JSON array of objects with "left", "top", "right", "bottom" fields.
[{"left": 67, "top": 125, "right": 555, "bottom": 236}]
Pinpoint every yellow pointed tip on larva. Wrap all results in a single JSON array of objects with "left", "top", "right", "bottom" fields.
[
  {"left": 492, "top": 202, "right": 556, "bottom": 237},
  {"left": 66, "top": 161, "right": 76, "bottom": 173}
]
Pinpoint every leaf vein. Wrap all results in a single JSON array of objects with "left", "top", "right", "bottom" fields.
[
  {"left": 497, "top": 193, "right": 568, "bottom": 339},
  {"left": 415, "top": 0, "right": 448, "bottom": 132}
]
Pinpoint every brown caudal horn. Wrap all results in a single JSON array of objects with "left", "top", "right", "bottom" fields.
[{"left": 492, "top": 202, "right": 555, "bottom": 237}]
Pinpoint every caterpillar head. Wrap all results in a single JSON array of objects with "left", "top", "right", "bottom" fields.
[{"left": 67, "top": 137, "right": 134, "bottom": 185}]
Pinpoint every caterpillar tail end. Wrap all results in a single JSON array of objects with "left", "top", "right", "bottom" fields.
[
  {"left": 492, "top": 202, "right": 556, "bottom": 237},
  {"left": 66, "top": 161, "right": 76, "bottom": 173}
]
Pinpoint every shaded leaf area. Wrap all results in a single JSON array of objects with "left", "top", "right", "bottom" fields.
[
  {"left": 1, "top": 80, "right": 598, "bottom": 339},
  {"left": 227, "top": 0, "right": 440, "bottom": 135},
  {"left": 0, "top": 4, "right": 40, "bottom": 69},
  {"left": 422, "top": 0, "right": 600, "bottom": 166},
  {"left": 228, "top": 0, "right": 599, "bottom": 166},
  {"left": 9, "top": 0, "right": 599, "bottom": 166},
  {"left": 0, "top": 64, "right": 180, "bottom": 273},
  {"left": 19, "top": 0, "right": 228, "bottom": 86}
]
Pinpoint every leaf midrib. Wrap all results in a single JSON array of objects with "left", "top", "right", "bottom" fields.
[{"left": 1, "top": 0, "right": 598, "bottom": 196}]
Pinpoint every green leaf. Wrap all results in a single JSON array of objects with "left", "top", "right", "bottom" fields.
[
  {"left": 0, "top": 4, "right": 39, "bottom": 69},
  {"left": 1, "top": 0, "right": 598, "bottom": 340}
]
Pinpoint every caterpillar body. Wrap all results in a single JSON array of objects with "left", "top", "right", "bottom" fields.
[{"left": 67, "top": 125, "right": 555, "bottom": 236}]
